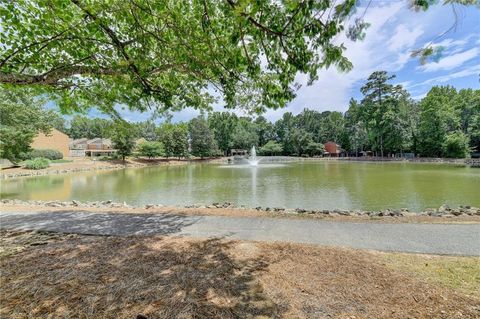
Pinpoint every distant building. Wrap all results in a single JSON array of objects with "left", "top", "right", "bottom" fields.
[
  {"left": 69, "top": 138, "right": 88, "bottom": 157},
  {"left": 69, "top": 138, "right": 117, "bottom": 157},
  {"left": 230, "top": 149, "right": 248, "bottom": 157},
  {"left": 31, "top": 128, "right": 70, "bottom": 158},
  {"left": 324, "top": 142, "right": 344, "bottom": 157}
]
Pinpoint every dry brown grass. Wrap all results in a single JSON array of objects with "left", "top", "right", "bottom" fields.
[
  {"left": 1, "top": 231, "right": 479, "bottom": 319},
  {"left": 257, "top": 243, "right": 480, "bottom": 319}
]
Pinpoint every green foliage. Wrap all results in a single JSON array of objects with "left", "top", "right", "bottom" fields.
[
  {"left": 347, "top": 18, "right": 371, "bottom": 41},
  {"left": 189, "top": 116, "right": 217, "bottom": 158},
  {"left": 28, "top": 149, "right": 63, "bottom": 160},
  {"left": 133, "top": 121, "right": 157, "bottom": 141},
  {"left": 111, "top": 122, "right": 136, "bottom": 162},
  {"left": 0, "top": 0, "right": 356, "bottom": 114},
  {"left": 50, "top": 159, "right": 73, "bottom": 163},
  {"left": 0, "top": 87, "right": 53, "bottom": 163},
  {"left": 48, "top": 112, "right": 68, "bottom": 134},
  {"left": 137, "top": 141, "right": 165, "bottom": 159},
  {"left": 359, "top": 71, "right": 413, "bottom": 156},
  {"left": 259, "top": 141, "right": 283, "bottom": 156},
  {"left": 418, "top": 86, "right": 458, "bottom": 157},
  {"left": 291, "top": 128, "right": 314, "bottom": 156},
  {"left": 208, "top": 112, "right": 238, "bottom": 155},
  {"left": 157, "top": 123, "right": 189, "bottom": 159},
  {"left": 455, "top": 89, "right": 480, "bottom": 153},
  {"left": 274, "top": 112, "right": 297, "bottom": 155},
  {"left": 442, "top": 131, "right": 470, "bottom": 158},
  {"left": 305, "top": 142, "right": 325, "bottom": 157},
  {"left": 254, "top": 116, "right": 276, "bottom": 147},
  {"left": 24, "top": 157, "right": 50, "bottom": 170},
  {"left": 343, "top": 99, "right": 367, "bottom": 155},
  {"left": 231, "top": 119, "right": 259, "bottom": 150},
  {"left": 68, "top": 116, "right": 113, "bottom": 139},
  {"left": 97, "top": 154, "right": 121, "bottom": 161}
]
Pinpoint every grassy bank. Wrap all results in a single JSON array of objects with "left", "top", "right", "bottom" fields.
[{"left": 1, "top": 230, "right": 478, "bottom": 318}]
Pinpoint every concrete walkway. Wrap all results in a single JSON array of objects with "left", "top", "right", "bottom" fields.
[{"left": 1, "top": 210, "right": 479, "bottom": 256}]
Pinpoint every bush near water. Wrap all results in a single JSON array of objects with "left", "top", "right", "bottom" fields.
[
  {"left": 24, "top": 157, "right": 50, "bottom": 170},
  {"left": 25, "top": 149, "right": 63, "bottom": 161}
]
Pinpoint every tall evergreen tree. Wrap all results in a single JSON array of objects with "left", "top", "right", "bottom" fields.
[
  {"left": 360, "top": 71, "right": 406, "bottom": 156},
  {"left": 189, "top": 116, "right": 217, "bottom": 158}
]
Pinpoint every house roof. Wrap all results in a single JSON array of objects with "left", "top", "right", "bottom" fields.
[
  {"left": 87, "top": 138, "right": 101, "bottom": 144},
  {"left": 71, "top": 138, "right": 88, "bottom": 144},
  {"left": 93, "top": 138, "right": 112, "bottom": 146}
]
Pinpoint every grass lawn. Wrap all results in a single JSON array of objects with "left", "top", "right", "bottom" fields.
[
  {"left": 378, "top": 252, "right": 480, "bottom": 298},
  {"left": 1, "top": 230, "right": 479, "bottom": 318},
  {"left": 17, "top": 159, "right": 73, "bottom": 166},
  {"left": 50, "top": 159, "right": 73, "bottom": 163}
]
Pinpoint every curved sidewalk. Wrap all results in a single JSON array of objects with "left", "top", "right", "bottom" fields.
[{"left": 1, "top": 210, "right": 479, "bottom": 256}]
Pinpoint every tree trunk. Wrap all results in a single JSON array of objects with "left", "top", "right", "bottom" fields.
[{"left": 380, "top": 135, "right": 384, "bottom": 158}]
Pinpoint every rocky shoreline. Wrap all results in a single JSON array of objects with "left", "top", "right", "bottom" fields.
[
  {"left": 0, "top": 160, "right": 192, "bottom": 179},
  {"left": 2, "top": 199, "right": 479, "bottom": 218},
  {"left": 0, "top": 164, "right": 133, "bottom": 179}
]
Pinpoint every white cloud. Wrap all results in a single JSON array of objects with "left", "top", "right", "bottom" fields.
[
  {"left": 388, "top": 25, "right": 424, "bottom": 51},
  {"left": 264, "top": 2, "right": 410, "bottom": 120},
  {"left": 419, "top": 47, "right": 479, "bottom": 72},
  {"left": 421, "top": 64, "right": 480, "bottom": 85}
]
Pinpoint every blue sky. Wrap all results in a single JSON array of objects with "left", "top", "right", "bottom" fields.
[{"left": 65, "top": 1, "right": 480, "bottom": 123}]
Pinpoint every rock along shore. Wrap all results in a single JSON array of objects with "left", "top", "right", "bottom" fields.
[{"left": 1, "top": 199, "right": 479, "bottom": 218}]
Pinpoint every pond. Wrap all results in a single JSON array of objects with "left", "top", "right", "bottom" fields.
[{"left": 1, "top": 161, "right": 479, "bottom": 211}]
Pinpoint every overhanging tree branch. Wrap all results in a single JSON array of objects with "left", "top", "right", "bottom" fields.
[{"left": 70, "top": 0, "right": 154, "bottom": 93}]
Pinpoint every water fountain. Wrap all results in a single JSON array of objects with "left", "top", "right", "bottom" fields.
[{"left": 247, "top": 146, "right": 260, "bottom": 166}]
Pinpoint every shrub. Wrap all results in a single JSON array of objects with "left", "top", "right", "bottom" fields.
[
  {"left": 18, "top": 151, "right": 32, "bottom": 161},
  {"left": 24, "top": 157, "right": 50, "bottom": 170},
  {"left": 259, "top": 141, "right": 283, "bottom": 156},
  {"left": 29, "top": 149, "right": 63, "bottom": 160},
  {"left": 137, "top": 141, "right": 165, "bottom": 158},
  {"left": 96, "top": 154, "right": 120, "bottom": 161},
  {"left": 442, "top": 131, "right": 470, "bottom": 158}
]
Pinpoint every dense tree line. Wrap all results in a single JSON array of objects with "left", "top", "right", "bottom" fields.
[
  {"left": 137, "top": 72, "right": 478, "bottom": 159},
  {"left": 2, "top": 71, "right": 478, "bottom": 163},
  {"left": 48, "top": 71, "right": 480, "bottom": 160}
]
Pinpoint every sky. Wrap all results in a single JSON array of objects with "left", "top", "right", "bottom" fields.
[{"left": 79, "top": 1, "right": 480, "bottom": 123}]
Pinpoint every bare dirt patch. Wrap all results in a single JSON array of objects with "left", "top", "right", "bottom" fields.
[{"left": 1, "top": 231, "right": 478, "bottom": 318}]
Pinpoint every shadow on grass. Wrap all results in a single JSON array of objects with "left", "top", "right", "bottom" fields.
[{"left": 0, "top": 235, "right": 281, "bottom": 318}]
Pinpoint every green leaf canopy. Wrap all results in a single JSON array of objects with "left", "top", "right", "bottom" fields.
[{"left": 0, "top": 0, "right": 355, "bottom": 114}]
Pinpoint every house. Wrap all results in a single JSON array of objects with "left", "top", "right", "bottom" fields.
[
  {"left": 85, "top": 138, "right": 116, "bottom": 157},
  {"left": 31, "top": 128, "right": 70, "bottom": 158},
  {"left": 69, "top": 138, "right": 88, "bottom": 157},
  {"left": 324, "top": 141, "right": 344, "bottom": 157},
  {"left": 69, "top": 138, "right": 117, "bottom": 157}
]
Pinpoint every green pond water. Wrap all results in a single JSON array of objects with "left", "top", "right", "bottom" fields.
[{"left": 1, "top": 161, "right": 479, "bottom": 211}]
